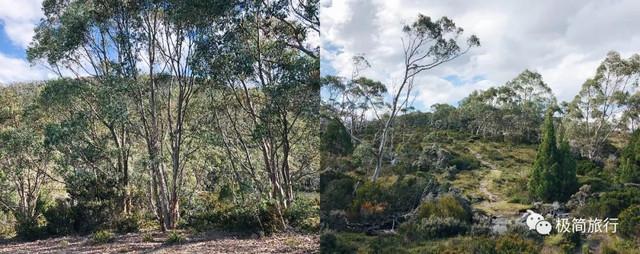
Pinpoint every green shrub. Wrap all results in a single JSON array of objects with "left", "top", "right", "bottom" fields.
[
  {"left": 578, "top": 176, "right": 611, "bottom": 193},
  {"left": 494, "top": 234, "right": 539, "bottom": 253},
  {"left": 576, "top": 159, "right": 602, "bottom": 176},
  {"left": 321, "top": 177, "right": 354, "bottom": 212},
  {"left": 450, "top": 153, "right": 480, "bottom": 170},
  {"left": 285, "top": 196, "right": 319, "bottom": 232},
  {"left": 165, "top": 231, "right": 186, "bottom": 245},
  {"left": 580, "top": 187, "right": 640, "bottom": 218},
  {"left": 368, "top": 235, "right": 409, "bottom": 254},
  {"left": 114, "top": 214, "right": 140, "bottom": 234},
  {"left": 399, "top": 217, "right": 469, "bottom": 241},
  {"left": 321, "top": 118, "right": 353, "bottom": 156},
  {"left": 416, "top": 194, "right": 471, "bottom": 222},
  {"left": 486, "top": 149, "right": 504, "bottom": 161},
  {"left": 617, "top": 129, "right": 640, "bottom": 183},
  {"left": 15, "top": 215, "right": 46, "bottom": 241},
  {"left": 92, "top": 230, "right": 114, "bottom": 244},
  {"left": 142, "top": 233, "right": 154, "bottom": 242},
  {"left": 352, "top": 142, "right": 376, "bottom": 168},
  {"left": 558, "top": 232, "right": 581, "bottom": 253},
  {"left": 320, "top": 233, "right": 357, "bottom": 254},
  {"left": 44, "top": 199, "right": 75, "bottom": 236},
  {"left": 66, "top": 171, "right": 121, "bottom": 234},
  {"left": 619, "top": 205, "right": 640, "bottom": 240},
  {"left": 186, "top": 196, "right": 284, "bottom": 234}
]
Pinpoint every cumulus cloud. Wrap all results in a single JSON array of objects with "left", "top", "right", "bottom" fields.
[
  {"left": 0, "top": 0, "right": 43, "bottom": 48},
  {"left": 321, "top": 0, "right": 640, "bottom": 109},
  {"left": 0, "top": 53, "right": 54, "bottom": 84},
  {"left": 0, "top": 0, "right": 52, "bottom": 85}
]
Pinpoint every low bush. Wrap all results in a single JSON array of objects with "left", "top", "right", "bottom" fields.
[
  {"left": 43, "top": 199, "right": 75, "bottom": 236},
  {"left": 450, "top": 153, "right": 481, "bottom": 171},
  {"left": 576, "top": 159, "right": 602, "bottom": 176},
  {"left": 399, "top": 217, "right": 469, "bottom": 241},
  {"left": 165, "top": 231, "right": 185, "bottom": 245},
  {"left": 285, "top": 195, "right": 319, "bottom": 232},
  {"left": 320, "top": 233, "right": 357, "bottom": 254},
  {"left": 142, "top": 233, "right": 154, "bottom": 242},
  {"left": 579, "top": 187, "right": 640, "bottom": 218},
  {"left": 416, "top": 194, "right": 471, "bottom": 222},
  {"left": 321, "top": 177, "right": 354, "bottom": 212},
  {"left": 185, "top": 194, "right": 284, "bottom": 235},
  {"left": 91, "top": 230, "right": 114, "bottom": 244},
  {"left": 494, "top": 234, "right": 539, "bottom": 253},
  {"left": 619, "top": 205, "right": 640, "bottom": 240},
  {"left": 15, "top": 216, "right": 46, "bottom": 241},
  {"left": 114, "top": 214, "right": 140, "bottom": 234}
]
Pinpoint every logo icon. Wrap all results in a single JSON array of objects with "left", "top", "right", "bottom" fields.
[{"left": 525, "top": 210, "right": 552, "bottom": 235}]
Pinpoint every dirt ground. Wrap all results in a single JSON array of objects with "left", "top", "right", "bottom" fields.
[{"left": 0, "top": 231, "right": 319, "bottom": 254}]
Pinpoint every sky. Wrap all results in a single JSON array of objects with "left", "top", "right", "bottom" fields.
[
  {"left": 320, "top": 0, "right": 640, "bottom": 110},
  {"left": 0, "top": 0, "right": 56, "bottom": 85}
]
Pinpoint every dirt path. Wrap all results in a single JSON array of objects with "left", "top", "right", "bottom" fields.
[
  {"left": 0, "top": 231, "right": 318, "bottom": 254},
  {"left": 469, "top": 149, "right": 499, "bottom": 203},
  {"left": 467, "top": 148, "right": 526, "bottom": 234}
]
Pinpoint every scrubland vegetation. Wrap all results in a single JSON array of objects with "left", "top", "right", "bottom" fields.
[
  {"left": 320, "top": 13, "right": 640, "bottom": 254},
  {"left": 0, "top": 0, "right": 320, "bottom": 253}
]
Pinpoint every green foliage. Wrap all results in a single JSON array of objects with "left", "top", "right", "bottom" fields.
[
  {"left": 15, "top": 215, "right": 46, "bottom": 241},
  {"left": 320, "top": 233, "right": 357, "bottom": 254},
  {"left": 529, "top": 110, "right": 577, "bottom": 202},
  {"left": 558, "top": 137, "right": 578, "bottom": 201},
  {"left": 43, "top": 199, "right": 75, "bottom": 236},
  {"left": 142, "top": 233, "right": 154, "bottom": 242},
  {"left": 399, "top": 217, "right": 470, "bottom": 241},
  {"left": 185, "top": 193, "right": 284, "bottom": 234},
  {"left": 65, "top": 171, "right": 121, "bottom": 234},
  {"left": 618, "top": 129, "right": 640, "bottom": 183},
  {"left": 165, "top": 231, "right": 186, "bottom": 245},
  {"left": 494, "top": 234, "right": 539, "bottom": 254},
  {"left": 576, "top": 159, "right": 602, "bottom": 176},
  {"left": 416, "top": 194, "right": 471, "bottom": 222},
  {"left": 529, "top": 110, "right": 560, "bottom": 201},
  {"left": 619, "top": 205, "right": 640, "bottom": 239},
  {"left": 321, "top": 118, "right": 353, "bottom": 156},
  {"left": 285, "top": 195, "right": 320, "bottom": 232},
  {"left": 450, "top": 153, "right": 481, "bottom": 171},
  {"left": 351, "top": 142, "right": 376, "bottom": 169},
  {"left": 579, "top": 187, "right": 640, "bottom": 218},
  {"left": 349, "top": 175, "right": 430, "bottom": 224},
  {"left": 320, "top": 172, "right": 355, "bottom": 212},
  {"left": 91, "top": 230, "right": 114, "bottom": 244},
  {"left": 114, "top": 215, "right": 141, "bottom": 234}
]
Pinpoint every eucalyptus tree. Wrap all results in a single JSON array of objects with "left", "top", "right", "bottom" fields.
[
  {"left": 321, "top": 69, "right": 387, "bottom": 141},
  {"left": 0, "top": 85, "right": 53, "bottom": 232},
  {"left": 192, "top": 0, "right": 320, "bottom": 225},
  {"left": 27, "top": 0, "right": 236, "bottom": 230},
  {"left": 458, "top": 70, "right": 555, "bottom": 143},
  {"left": 371, "top": 15, "right": 479, "bottom": 181},
  {"left": 566, "top": 51, "right": 640, "bottom": 160},
  {"left": 27, "top": 0, "right": 141, "bottom": 216}
]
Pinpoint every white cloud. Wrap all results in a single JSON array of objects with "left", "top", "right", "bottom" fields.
[
  {"left": 0, "top": 53, "right": 53, "bottom": 85},
  {"left": 321, "top": 0, "right": 640, "bottom": 109},
  {"left": 0, "top": 0, "right": 43, "bottom": 48}
]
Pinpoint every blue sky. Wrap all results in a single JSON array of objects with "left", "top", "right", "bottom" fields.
[
  {"left": 320, "top": 0, "right": 640, "bottom": 111},
  {"left": 0, "top": 0, "right": 53, "bottom": 84},
  {"left": 0, "top": 23, "right": 25, "bottom": 59}
]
